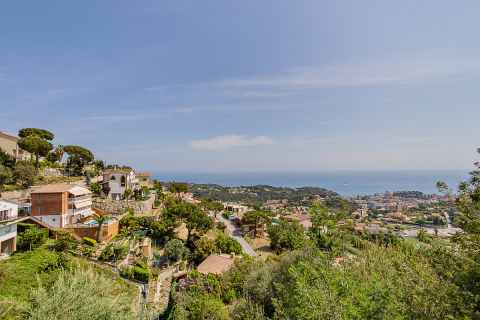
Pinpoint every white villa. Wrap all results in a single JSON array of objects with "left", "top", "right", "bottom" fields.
[
  {"left": 0, "top": 199, "right": 22, "bottom": 254},
  {"left": 100, "top": 168, "right": 138, "bottom": 200}
]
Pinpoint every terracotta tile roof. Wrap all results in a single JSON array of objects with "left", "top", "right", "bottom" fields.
[
  {"left": 103, "top": 169, "right": 135, "bottom": 175},
  {"left": 173, "top": 270, "right": 189, "bottom": 278},
  {"left": 197, "top": 254, "right": 239, "bottom": 275},
  {"left": 0, "top": 131, "right": 21, "bottom": 139},
  {"left": 299, "top": 220, "right": 313, "bottom": 228},
  {"left": 136, "top": 172, "right": 150, "bottom": 176},
  {"left": 31, "top": 184, "right": 81, "bottom": 194}
]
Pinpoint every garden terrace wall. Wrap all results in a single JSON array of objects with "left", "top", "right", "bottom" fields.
[
  {"left": 0, "top": 189, "right": 31, "bottom": 201},
  {"left": 71, "top": 220, "right": 120, "bottom": 242},
  {"left": 40, "top": 168, "right": 66, "bottom": 178},
  {"left": 91, "top": 197, "right": 155, "bottom": 215}
]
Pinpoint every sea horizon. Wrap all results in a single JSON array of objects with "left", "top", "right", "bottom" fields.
[{"left": 149, "top": 169, "right": 470, "bottom": 196}]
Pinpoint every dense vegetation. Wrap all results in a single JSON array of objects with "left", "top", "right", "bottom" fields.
[
  {"left": 166, "top": 183, "right": 339, "bottom": 205},
  {"left": 160, "top": 149, "right": 480, "bottom": 319},
  {"left": 0, "top": 247, "right": 136, "bottom": 319}
]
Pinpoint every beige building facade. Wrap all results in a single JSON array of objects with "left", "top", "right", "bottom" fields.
[{"left": 0, "top": 131, "right": 31, "bottom": 161}]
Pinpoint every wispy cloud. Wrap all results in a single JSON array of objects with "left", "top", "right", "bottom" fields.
[
  {"left": 147, "top": 54, "right": 480, "bottom": 91},
  {"left": 394, "top": 137, "right": 439, "bottom": 142},
  {"left": 84, "top": 115, "right": 150, "bottom": 122},
  {"left": 188, "top": 135, "right": 274, "bottom": 151},
  {"left": 317, "top": 121, "right": 333, "bottom": 125},
  {"left": 211, "top": 55, "right": 480, "bottom": 89}
]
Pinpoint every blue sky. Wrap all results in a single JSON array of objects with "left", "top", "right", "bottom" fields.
[{"left": 1, "top": 0, "right": 479, "bottom": 173}]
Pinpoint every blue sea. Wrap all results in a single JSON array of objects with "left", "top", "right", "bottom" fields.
[{"left": 149, "top": 170, "right": 469, "bottom": 196}]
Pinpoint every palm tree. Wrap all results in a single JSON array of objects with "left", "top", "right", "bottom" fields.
[
  {"left": 55, "top": 145, "right": 65, "bottom": 163},
  {"left": 91, "top": 213, "right": 117, "bottom": 244}
]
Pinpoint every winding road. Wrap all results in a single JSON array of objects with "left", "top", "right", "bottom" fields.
[
  {"left": 216, "top": 213, "right": 258, "bottom": 256},
  {"left": 444, "top": 211, "right": 453, "bottom": 228}
]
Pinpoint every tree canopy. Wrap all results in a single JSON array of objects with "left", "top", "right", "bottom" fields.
[
  {"left": 242, "top": 210, "right": 269, "bottom": 237},
  {"left": 63, "top": 145, "right": 94, "bottom": 174},
  {"left": 17, "top": 128, "right": 55, "bottom": 174},
  {"left": 169, "top": 182, "right": 189, "bottom": 194},
  {"left": 168, "top": 202, "right": 214, "bottom": 241},
  {"left": 164, "top": 239, "right": 190, "bottom": 261},
  {"left": 13, "top": 161, "right": 36, "bottom": 186}
]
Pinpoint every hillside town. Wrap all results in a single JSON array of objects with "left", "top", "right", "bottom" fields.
[{"left": 0, "top": 128, "right": 473, "bottom": 319}]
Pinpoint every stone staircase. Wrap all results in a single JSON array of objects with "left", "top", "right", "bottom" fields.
[{"left": 152, "top": 267, "right": 176, "bottom": 309}]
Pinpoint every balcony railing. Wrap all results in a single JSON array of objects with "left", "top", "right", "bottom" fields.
[
  {"left": 64, "top": 223, "right": 97, "bottom": 228},
  {"left": 0, "top": 215, "right": 17, "bottom": 222},
  {"left": 67, "top": 195, "right": 92, "bottom": 203},
  {"left": 67, "top": 206, "right": 93, "bottom": 215}
]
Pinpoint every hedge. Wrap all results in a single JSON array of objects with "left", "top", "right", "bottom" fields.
[
  {"left": 136, "top": 261, "right": 148, "bottom": 269},
  {"left": 113, "top": 245, "right": 128, "bottom": 258},
  {"left": 17, "top": 223, "right": 35, "bottom": 234},
  {"left": 0, "top": 185, "right": 29, "bottom": 192},
  {"left": 133, "top": 266, "right": 151, "bottom": 282},
  {"left": 82, "top": 237, "right": 97, "bottom": 247}
]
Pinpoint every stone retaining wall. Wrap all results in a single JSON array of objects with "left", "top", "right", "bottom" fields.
[
  {"left": 92, "top": 196, "right": 155, "bottom": 215},
  {"left": 40, "top": 168, "right": 66, "bottom": 178},
  {"left": 0, "top": 188, "right": 31, "bottom": 200}
]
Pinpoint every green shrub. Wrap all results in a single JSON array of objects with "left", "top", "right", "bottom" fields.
[
  {"left": 18, "top": 223, "right": 35, "bottom": 234},
  {"left": 82, "top": 237, "right": 97, "bottom": 247},
  {"left": 39, "top": 228, "right": 50, "bottom": 239},
  {"left": 152, "top": 267, "right": 161, "bottom": 278},
  {"left": 83, "top": 247, "right": 96, "bottom": 257},
  {"left": 133, "top": 266, "right": 151, "bottom": 282},
  {"left": 136, "top": 261, "right": 148, "bottom": 269},
  {"left": 113, "top": 245, "right": 128, "bottom": 259},
  {"left": 120, "top": 267, "right": 134, "bottom": 279},
  {"left": 99, "top": 246, "right": 114, "bottom": 260},
  {"left": 0, "top": 185, "right": 29, "bottom": 192}
]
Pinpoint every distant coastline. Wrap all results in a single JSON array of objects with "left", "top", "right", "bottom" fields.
[{"left": 150, "top": 170, "right": 469, "bottom": 196}]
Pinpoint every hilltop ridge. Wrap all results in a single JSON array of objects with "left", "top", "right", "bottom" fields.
[{"left": 163, "top": 182, "right": 339, "bottom": 205}]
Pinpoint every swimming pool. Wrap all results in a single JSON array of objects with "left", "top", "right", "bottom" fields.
[{"left": 88, "top": 219, "right": 112, "bottom": 225}]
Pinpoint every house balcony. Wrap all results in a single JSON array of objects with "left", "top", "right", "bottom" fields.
[
  {"left": 67, "top": 195, "right": 92, "bottom": 203},
  {"left": 0, "top": 215, "right": 17, "bottom": 223},
  {"left": 67, "top": 206, "right": 93, "bottom": 216},
  {"left": 12, "top": 151, "right": 29, "bottom": 161}
]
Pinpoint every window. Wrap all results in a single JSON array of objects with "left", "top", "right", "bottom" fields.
[
  {"left": 84, "top": 231, "right": 88, "bottom": 237},
  {"left": 38, "top": 206, "right": 41, "bottom": 215},
  {"left": 143, "top": 178, "right": 147, "bottom": 181},
  {"left": 121, "top": 176, "right": 126, "bottom": 187},
  {"left": 38, "top": 194, "right": 41, "bottom": 203},
  {"left": 110, "top": 175, "right": 116, "bottom": 180},
  {"left": 52, "top": 218, "right": 55, "bottom": 221}
]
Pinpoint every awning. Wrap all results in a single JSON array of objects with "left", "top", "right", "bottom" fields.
[
  {"left": 74, "top": 200, "right": 92, "bottom": 208},
  {"left": 68, "top": 188, "right": 91, "bottom": 196}
]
